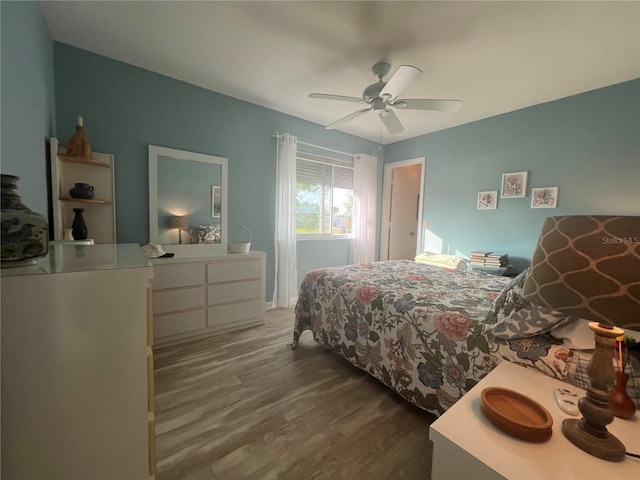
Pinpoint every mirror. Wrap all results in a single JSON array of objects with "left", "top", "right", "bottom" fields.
[{"left": 149, "top": 145, "right": 228, "bottom": 255}]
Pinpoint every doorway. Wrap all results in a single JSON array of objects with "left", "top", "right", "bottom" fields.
[{"left": 380, "top": 157, "right": 425, "bottom": 260}]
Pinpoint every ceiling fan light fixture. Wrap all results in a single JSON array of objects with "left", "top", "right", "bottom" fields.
[
  {"left": 363, "top": 81, "right": 384, "bottom": 102},
  {"left": 308, "top": 62, "right": 463, "bottom": 136},
  {"left": 372, "top": 98, "right": 387, "bottom": 114}
]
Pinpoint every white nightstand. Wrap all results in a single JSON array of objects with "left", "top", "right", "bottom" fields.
[{"left": 430, "top": 362, "right": 640, "bottom": 480}]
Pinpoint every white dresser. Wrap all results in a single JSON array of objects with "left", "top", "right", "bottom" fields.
[
  {"left": 1, "top": 244, "right": 155, "bottom": 479},
  {"left": 151, "top": 251, "right": 266, "bottom": 348}
]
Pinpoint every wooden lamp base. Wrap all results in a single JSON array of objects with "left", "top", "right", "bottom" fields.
[
  {"left": 562, "top": 418, "right": 625, "bottom": 462},
  {"left": 562, "top": 322, "right": 626, "bottom": 462}
]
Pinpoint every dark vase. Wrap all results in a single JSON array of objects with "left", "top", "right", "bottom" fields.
[
  {"left": 1, "top": 174, "right": 49, "bottom": 267},
  {"left": 610, "top": 371, "right": 636, "bottom": 419},
  {"left": 71, "top": 208, "right": 88, "bottom": 240},
  {"left": 69, "top": 183, "right": 94, "bottom": 199}
]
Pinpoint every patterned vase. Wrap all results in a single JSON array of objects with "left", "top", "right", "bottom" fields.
[{"left": 1, "top": 174, "right": 49, "bottom": 267}]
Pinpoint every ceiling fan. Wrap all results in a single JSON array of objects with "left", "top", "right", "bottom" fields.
[{"left": 309, "top": 62, "right": 462, "bottom": 135}]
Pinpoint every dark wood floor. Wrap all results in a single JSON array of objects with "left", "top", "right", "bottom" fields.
[{"left": 153, "top": 308, "right": 436, "bottom": 480}]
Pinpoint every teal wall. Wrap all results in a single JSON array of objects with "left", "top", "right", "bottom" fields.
[
  {"left": 3, "top": 2, "right": 638, "bottom": 298},
  {"left": 384, "top": 79, "right": 640, "bottom": 272},
  {"left": 52, "top": 42, "right": 381, "bottom": 300},
  {"left": 0, "top": 1, "right": 55, "bottom": 213}
]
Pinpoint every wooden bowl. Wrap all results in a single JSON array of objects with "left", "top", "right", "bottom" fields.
[{"left": 481, "top": 387, "right": 553, "bottom": 442}]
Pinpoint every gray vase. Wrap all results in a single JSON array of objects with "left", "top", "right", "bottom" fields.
[{"left": 1, "top": 174, "right": 49, "bottom": 267}]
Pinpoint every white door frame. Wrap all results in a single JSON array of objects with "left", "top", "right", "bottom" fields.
[{"left": 380, "top": 157, "right": 425, "bottom": 260}]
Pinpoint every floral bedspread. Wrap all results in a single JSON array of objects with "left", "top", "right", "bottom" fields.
[{"left": 290, "top": 260, "right": 573, "bottom": 417}]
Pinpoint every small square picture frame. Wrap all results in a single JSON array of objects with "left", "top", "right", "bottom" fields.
[
  {"left": 531, "top": 186, "right": 558, "bottom": 209},
  {"left": 477, "top": 191, "right": 498, "bottom": 210},
  {"left": 501, "top": 171, "right": 528, "bottom": 198}
]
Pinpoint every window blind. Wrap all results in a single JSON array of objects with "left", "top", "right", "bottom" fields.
[{"left": 296, "top": 157, "right": 353, "bottom": 190}]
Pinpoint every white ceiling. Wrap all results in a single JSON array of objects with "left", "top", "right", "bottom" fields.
[{"left": 40, "top": 1, "right": 640, "bottom": 145}]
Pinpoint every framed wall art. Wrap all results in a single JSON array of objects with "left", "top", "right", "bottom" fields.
[
  {"left": 501, "top": 171, "right": 528, "bottom": 198},
  {"left": 531, "top": 187, "right": 558, "bottom": 209},
  {"left": 477, "top": 191, "right": 498, "bottom": 210},
  {"left": 211, "top": 185, "right": 221, "bottom": 217}
]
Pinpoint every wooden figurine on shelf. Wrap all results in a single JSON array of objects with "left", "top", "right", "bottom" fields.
[{"left": 66, "top": 116, "right": 93, "bottom": 159}]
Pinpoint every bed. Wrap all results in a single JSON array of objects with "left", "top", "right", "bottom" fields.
[{"left": 288, "top": 259, "right": 619, "bottom": 417}]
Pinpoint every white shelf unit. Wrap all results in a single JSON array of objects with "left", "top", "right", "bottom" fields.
[{"left": 49, "top": 137, "right": 116, "bottom": 243}]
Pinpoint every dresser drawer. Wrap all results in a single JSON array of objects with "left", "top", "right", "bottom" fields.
[
  {"left": 152, "top": 252, "right": 266, "bottom": 347},
  {"left": 153, "top": 264, "right": 205, "bottom": 290},
  {"left": 207, "top": 279, "right": 262, "bottom": 306},
  {"left": 154, "top": 309, "right": 206, "bottom": 339},
  {"left": 153, "top": 286, "right": 205, "bottom": 314},
  {"left": 207, "top": 298, "right": 263, "bottom": 327},
  {"left": 207, "top": 260, "right": 262, "bottom": 283}
]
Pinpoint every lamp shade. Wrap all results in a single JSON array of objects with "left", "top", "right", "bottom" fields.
[
  {"left": 169, "top": 215, "right": 189, "bottom": 230},
  {"left": 522, "top": 216, "right": 640, "bottom": 330}
]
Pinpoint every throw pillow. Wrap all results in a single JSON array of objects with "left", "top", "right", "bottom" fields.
[
  {"left": 198, "top": 224, "right": 221, "bottom": 244},
  {"left": 487, "top": 303, "right": 573, "bottom": 339},
  {"left": 484, "top": 268, "right": 529, "bottom": 328},
  {"left": 484, "top": 268, "right": 573, "bottom": 339}
]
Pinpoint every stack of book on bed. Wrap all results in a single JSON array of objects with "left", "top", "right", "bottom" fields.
[{"left": 469, "top": 251, "right": 510, "bottom": 269}]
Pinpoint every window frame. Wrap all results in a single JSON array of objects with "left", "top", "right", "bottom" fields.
[{"left": 295, "top": 151, "right": 354, "bottom": 240}]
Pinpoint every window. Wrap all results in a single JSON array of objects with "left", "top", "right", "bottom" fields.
[{"left": 296, "top": 152, "right": 353, "bottom": 237}]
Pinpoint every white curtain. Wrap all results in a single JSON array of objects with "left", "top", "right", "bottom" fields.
[
  {"left": 273, "top": 133, "right": 298, "bottom": 308},
  {"left": 350, "top": 153, "right": 378, "bottom": 264}
]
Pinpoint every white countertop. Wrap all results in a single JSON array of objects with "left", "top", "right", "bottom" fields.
[
  {"left": 149, "top": 250, "right": 266, "bottom": 265},
  {"left": 0, "top": 243, "right": 152, "bottom": 277}
]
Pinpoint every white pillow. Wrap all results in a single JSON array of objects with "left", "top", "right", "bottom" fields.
[
  {"left": 551, "top": 319, "right": 640, "bottom": 349},
  {"left": 551, "top": 319, "right": 595, "bottom": 349}
]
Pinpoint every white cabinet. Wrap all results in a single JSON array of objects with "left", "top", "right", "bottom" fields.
[
  {"left": 1, "top": 244, "right": 154, "bottom": 479},
  {"left": 151, "top": 251, "right": 266, "bottom": 348},
  {"left": 49, "top": 137, "right": 116, "bottom": 243}
]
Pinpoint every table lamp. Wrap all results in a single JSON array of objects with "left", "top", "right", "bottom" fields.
[
  {"left": 170, "top": 215, "right": 189, "bottom": 244},
  {"left": 522, "top": 215, "right": 640, "bottom": 462}
]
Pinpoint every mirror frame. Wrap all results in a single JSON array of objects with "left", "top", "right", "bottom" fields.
[{"left": 148, "top": 145, "right": 228, "bottom": 256}]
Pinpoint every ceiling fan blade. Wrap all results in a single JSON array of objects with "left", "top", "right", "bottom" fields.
[
  {"left": 379, "top": 65, "right": 422, "bottom": 102},
  {"left": 392, "top": 99, "right": 463, "bottom": 112},
  {"left": 378, "top": 110, "right": 404, "bottom": 135},
  {"left": 309, "top": 93, "right": 365, "bottom": 103},
  {"left": 325, "top": 108, "right": 371, "bottom": 130}
]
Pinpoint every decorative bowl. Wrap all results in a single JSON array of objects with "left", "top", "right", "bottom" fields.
[{"left": 480, "top": 387, "right": 553, "bottom": 442}]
